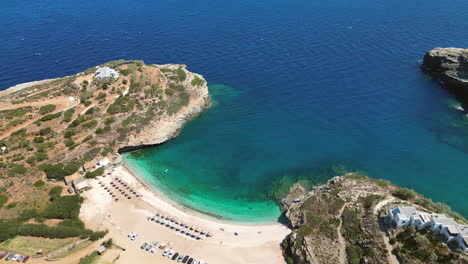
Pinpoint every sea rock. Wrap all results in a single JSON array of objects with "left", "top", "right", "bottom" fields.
[{"left": 422, "top": 47, "right": 468, "bottom": 96}]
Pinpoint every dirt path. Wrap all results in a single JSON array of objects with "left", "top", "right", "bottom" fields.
[
  {"left": 373, "top": 198, "right": 399, "bottom": 264},
  {"left": 0, "top": 100, "right": 78, "bottom": 141},
  {"left": 336, "top": 202, "right": 351, "bottom": 264}
]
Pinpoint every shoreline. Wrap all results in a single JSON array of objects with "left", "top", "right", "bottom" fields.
[
  {"left": 80, "top": 164, "right": 291, "bottom": 264},
  {"left": 121, "top": 162, "right": 284, "bottom": 227}
]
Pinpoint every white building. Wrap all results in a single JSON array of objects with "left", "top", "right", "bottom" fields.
[
  {"left": 95, "top": 67, "right": 119, "bottom": 79},
  {"left": 412, "top": 212, "right": 432, "bottom": 230},
  {"left": 440, "top": 225, "right": 460, "bottom": 242},
  {"left": 430, "top": 214, "right": 457, "bottom": 233},
  {"left": 95, "top": 158, "right": 110, "bottom": 169},
  {"left": 455, "top": 225, "right": 468, "bottom": 253},
  {"left": 388, "top": 206, "right": 418, "bottom": 226}
]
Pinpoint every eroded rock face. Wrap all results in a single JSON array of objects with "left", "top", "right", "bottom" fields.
[{"left": 422, "top": 47, "right": 468, "bottom": 95}]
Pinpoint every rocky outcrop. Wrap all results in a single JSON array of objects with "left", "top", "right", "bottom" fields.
[
  {"left": 281, "top": 175, "right": 392, "bottom": 264},
  {"left": 124, "top": 64, "right": 211, "bottom": 148},
  {"left": 422, "top": 47, "right": 468, "bottom": 96},
  {"left": 281, "top": 174, "right": 468, "bottom": 264}
]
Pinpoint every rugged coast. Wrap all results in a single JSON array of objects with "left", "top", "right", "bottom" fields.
[
  {"left": 0, "top": 59, "right": 210, "bottom": 220},
  {"left": 280, "top": 173, "right": 468, "bottom": 264},
  {"left": 422, "top": 47, "right": 468, "bottom": 99}
]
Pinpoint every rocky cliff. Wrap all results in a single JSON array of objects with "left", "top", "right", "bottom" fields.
[
  {"left": 422, "top": 47, "right": 468, "bottom": 97},
  {"left": 280, "top": 174, "right": 468, "bottom": 264}
]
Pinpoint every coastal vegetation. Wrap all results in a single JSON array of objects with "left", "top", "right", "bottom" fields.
[
  {"left": 281, "top": 172, "right": 468, "bottom": 264},
  {"left": 0, "top": 60, "right": 208, "bottom": 256}
]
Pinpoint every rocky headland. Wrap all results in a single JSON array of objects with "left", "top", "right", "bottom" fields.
[
  {"left": 422, "top": 47, "right": 468, "bottom": 100},
  {"left": 0, "top": 60, "right": 210, "bottom": 219},
  {"left": 280, "top": 173, "right": 468, "bottom": 264}
]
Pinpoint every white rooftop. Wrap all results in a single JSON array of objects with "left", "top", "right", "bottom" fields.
[
  {"left": 392, "top": 206, "right": 418, "bottom": 218},
  {"left": 95, "top": 67, "right": 119, "bottom": 79},
  {"left": 432, "top": 216, "right": 457, "bottom": 226}
]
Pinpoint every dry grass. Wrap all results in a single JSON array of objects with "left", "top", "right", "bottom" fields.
[{"left": 0, "top": 236, "right": 79, "bottom": 256}]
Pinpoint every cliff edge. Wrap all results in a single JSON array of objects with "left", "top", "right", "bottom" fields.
[
  {"left": 422, "top": 47, "right": 468, "bottom": 97},
  {"left": 281, "top": 174, "right": 468, "bottom": 264}
]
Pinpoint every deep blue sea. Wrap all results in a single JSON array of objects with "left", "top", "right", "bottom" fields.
[{"left": 2, "top": 0, "right": 468, "bottom": 222}]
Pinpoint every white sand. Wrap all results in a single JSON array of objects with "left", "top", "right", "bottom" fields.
[{"left": 80, "top": 165, "right": 291, "bottom": 264}]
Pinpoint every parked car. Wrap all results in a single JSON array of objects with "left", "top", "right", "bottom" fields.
[
  {"left": 150, "top": 246, "right": 157, "bottom": 253},
  {"left": 162, "top": 248, "right": 170, "bottom": 257},
  {"left": 182, "top": 255, "right": 189, "bottom": 263},
  {"left": 168, "top": 250, "right": 175, "bottom": 258},
  {"left": 17, "top": 255, "right": 24, "bottom": 262},
  {"left": 140, "top": 243, "right": 148, "bottom": 249},
  {"left": 22, "top": 256, "right": 30, "bottom": 263},
  {"left": 5, "top": 253, "right": 14, "bottom": 261},
  {"left": 178, "top": 255, "right": 184, "bottom": 262},
  {"left": 12, "top": 254, "right": 20, "bottom": 261},
  {"left": 172, "top": 252, "right": 179, "bottom": 260},
  {"left": 146, "top": 245, "right": 152, "bottom": 251},
  {"left": 188, "top": 258, "right": 194, "bottom": 264},
  {"left": 0, "top": 251, "right": 8, "bottom": 259}
]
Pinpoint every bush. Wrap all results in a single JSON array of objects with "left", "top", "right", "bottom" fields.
[
  {"left": 43, "top": 195, "right": 83, "bottom": 219},
  {"left": 85, "top": 167, "right": 105, "bottom": 179},
  {"left": 0, "top": 195, "right": 8, "bottom": 207},
  {"left": 81, "top": 120, "right": 97, "bottom": 129},
  {"left": 191, "top": 75, "right": 205, "bottom": 86},
  {"left": 39, "top": 127, "right": 52, "bottom": 136},
  {"left": 49, "top": 186, "right": 63, "bottom": 199},
  {"left": 63, "top": 108, "right": 76, "bottom": 122},
  {"left": 176, "top": 67, "right": 186, "bottom": 81},
  {"left": 40, "top": 112, "right": 61, "bottom": 122},
  {"left": 95, "top": 126, "right": 111, "bottom": 134},
  {"left": 64, "top": 129, "right": 76, "bottom": 139},
  {"left": 33, "top": 136, "right": 45, "bottom": 143},
  {"left": 36, "top": 152, "right": 48, "bottom": 162},
  {"left": 39, "top": 104, "right": 56, "bottom": 115},
  {"left": 18, "top": 209, "right": 38, "bottom": 221},
  {"left": 33, "top": 180, "right": 45, "bottom": 187},
  {"left": 6, "top": 202, "right": 17, "bottom": 209},
  {"left": 8, "top": 164, "right": 27, "bottom": 175},
  {"left": 392, "top": 188, "right": 417, "bottom": 200},
  {"left": 104, "top": 117, "right": 115, "bottom": 125},
  {"left": 39, "top": 163, "right": 67, "bottom": 180}
]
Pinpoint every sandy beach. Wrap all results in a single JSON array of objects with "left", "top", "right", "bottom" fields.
[{"left": 80, "top": 165, "right": 291, "bottom": 264}]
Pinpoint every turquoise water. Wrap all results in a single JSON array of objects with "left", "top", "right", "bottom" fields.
[{"left": 2, "top": 0, "right": 468, "bottom": 222}]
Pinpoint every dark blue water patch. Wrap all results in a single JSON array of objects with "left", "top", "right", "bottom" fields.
[{"left": 2, "top": 0, "right": 468, "bottom": 219}]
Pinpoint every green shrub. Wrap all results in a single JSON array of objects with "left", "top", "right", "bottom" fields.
[
  {"left": 95, "top": 126, "right": 111, "bottom": 134},
  {"left": 0, "top": 195, "right": 8, "bottom": 208},
  {"left": 6, "top": 202, "right": 17, "bottom": 209},
  {"left": 85, "top": 167, "right": 105, "bottom": 179},
  {"left": 8, "top": 164, "right": 27, "bottom": 175},
  {"left": 39, "top": 127, "right": 52, "bottom": 136},
  {"left": 63, "top": 108, "right": 76, "bottom": 122},
  {"left": 392, "top": 188, "right": 417, "bottom": 200},
  {"left": 33, "top": 180, "right": 45, "bottom": 187},
  {"left": 40, "top": 112, "right": 61, "bottom": 122},
  {"left": 81, "top": 120, "right": 97, "bottom": 129},
  {"left": 36, "top": 152, "right": 48, "bottom": 162},
  {"left": 43, "top": 195, "right": 83, "bottom": 219},
  {"left": 39, "top": 104, "right": 56, "bottom": 115},
  {"left": 49, "top": 186, "right": 63, "bottom": 199},
  {"left": 17, "top": 208, "right": 38, "bottom": 221},
  {"left": 176, "top": 67, "right": 186, "bottom": 81},
  {"left": 33, "top": 136, "right": 45, "bottom": 143},
  {"left": 104, "top": 117, "right": 115, "bottom": 125},
  {"left": 191, "top": 75, "right": 205, "bottom": 86}
]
